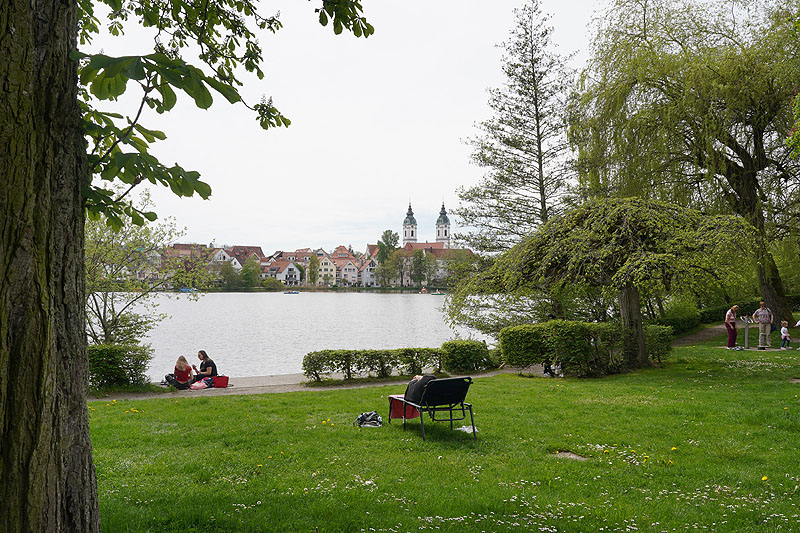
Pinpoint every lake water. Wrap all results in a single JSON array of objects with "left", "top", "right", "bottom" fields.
[{"left": 142, "top": 292, "right": 483, "bottom": 380}]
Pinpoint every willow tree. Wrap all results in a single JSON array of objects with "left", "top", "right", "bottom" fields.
[
  {"left": 570, "top": 0, "right": 800, "bottom": 322},
  {"left": 455, "top": 0, "right": 573, "bottom": 254},
  {"left": 1, "top": 1, "right": 373, "bottom": 530},
  {"left": 455, "top": 198, "right": 753, "bottom": 367}
]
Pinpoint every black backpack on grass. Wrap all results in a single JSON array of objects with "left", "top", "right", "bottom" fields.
[{"left": 354, "top": 411, "right": 382, "bottom": 427}]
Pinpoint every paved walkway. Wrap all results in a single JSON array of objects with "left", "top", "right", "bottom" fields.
[{"left": 91, "top": 367, "right": 535, "bottom": 402}]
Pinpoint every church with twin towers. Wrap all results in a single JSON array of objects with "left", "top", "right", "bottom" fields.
[{"left": 401, "top": 203, "right": 451, "bottom": 249}]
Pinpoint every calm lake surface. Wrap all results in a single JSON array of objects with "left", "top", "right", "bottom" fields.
[{"left": 142, "top": 292, "right": 483, "bottom": 380}]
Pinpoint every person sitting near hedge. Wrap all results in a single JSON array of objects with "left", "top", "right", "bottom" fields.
[{"left": 192, "top": 350, "right": 218, "bottom": 383}]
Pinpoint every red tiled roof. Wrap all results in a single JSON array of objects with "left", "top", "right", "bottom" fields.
[
  {"left": 228, "top": 245, "right": 265, "bottom": 259},
  {"left": 402, "top": 242, "right": 445, "bottom": 252}
]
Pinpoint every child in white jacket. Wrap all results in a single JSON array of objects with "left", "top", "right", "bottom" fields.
[{"left": 781, "top": 321, "right": 791, "bottom": 350}]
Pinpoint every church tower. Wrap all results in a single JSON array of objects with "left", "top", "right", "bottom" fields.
[
  {"left": 435, "top": 203, "right": 451, "bottom": 248},
  {"left": 402, "top": 203, "right": 417, "bottom": 245}
]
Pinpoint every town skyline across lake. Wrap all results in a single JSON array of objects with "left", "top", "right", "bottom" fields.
[{"left": 153, "top": 203, "right": 474, "bottom": 288}]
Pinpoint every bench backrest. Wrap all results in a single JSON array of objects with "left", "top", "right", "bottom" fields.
[{"left": 419, "top": 377, "right": 472, "bottom": 407}]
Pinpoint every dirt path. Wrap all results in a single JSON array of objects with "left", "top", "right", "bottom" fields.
[{"left": 671, "top": 323, "right": 727, "bottom": 346}]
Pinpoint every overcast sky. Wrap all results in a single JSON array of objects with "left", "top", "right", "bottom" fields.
[{"left": 91, "top": 0, "right": 601, "bottom": 254}]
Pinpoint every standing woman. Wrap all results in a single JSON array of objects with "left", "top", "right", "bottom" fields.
[
  {"left": 725, "top": 305, "right": 739, "bottom": 349},
  {"left": 192, "top": 350, "right": 218, "bottom": 383}
]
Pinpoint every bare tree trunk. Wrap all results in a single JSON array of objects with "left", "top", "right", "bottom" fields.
[
  {"left": 0, "top": 0, "right": 100, "bottom": 530},
  {"left": 618, "top": 284, "right": 649, "bottom": 368}
]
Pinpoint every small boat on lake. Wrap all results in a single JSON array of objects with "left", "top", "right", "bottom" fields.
[{"left": 283, "top": 290, "right": 300, "bottom": 294}]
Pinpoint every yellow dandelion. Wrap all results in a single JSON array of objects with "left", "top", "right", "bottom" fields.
[
  {"left": 322, "top": 420, "right": 326, "bottom": 424},
  {"left": 106, "top": 403, "right": 110, "bottom": 406},
  {"left": 331, "top": 423, "right": 334, "bottom": 426},
  {"left": 668, "top": 460, "right": 673, "bottom": 465},
  {"left": 268, "top": 456, "right": 272, "bottom": 459},
  {"left": 258, "top": 464, "right": 262, "bottom": 467},
  {"left": 762, "top": 476, "right": 768, "bottom": 481},
  {"left": 280, "top": 451, "right": 284, "bottom": 455},
  {"left": 603, "top": 449, "right": 609, "bottom": 453},
  {"left": 785, "top": 407, "right": 789, "bottom": 410},
  {"left": 671, "top": 447, "right": 677, "bottom": 451}
]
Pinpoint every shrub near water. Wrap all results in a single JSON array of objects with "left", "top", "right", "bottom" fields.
[
  {"left": 441, "top": 340, "right": 491, "bottom": 373},
  {"left": 88, "top": 344, "right": 152, "bottom": 387},
  {"left": 499, "top": 321, "right": 673, "bottom": 376},
  {"left": 302, "top": 348, "right": 444, "bottom": 382}
]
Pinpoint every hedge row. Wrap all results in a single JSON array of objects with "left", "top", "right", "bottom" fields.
[
  {"left": 88, "top": 344, "right": 152, "bottom": 387},
  {"left": 302, "top": 341, "right": 497, "bottom": 382},
  {"left": 498, "top": 320, "right": 673, "bottom": 377}
]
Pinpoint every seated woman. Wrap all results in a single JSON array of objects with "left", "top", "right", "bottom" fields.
[
  {"left": 192, "top": 350, "right": 218, "bottom": 383},
  {"left": 172, "top": 355, "right": 193, "bottom": 390}
]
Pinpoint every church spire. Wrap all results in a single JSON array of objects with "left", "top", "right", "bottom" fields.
[
  {"left": 402, "top": 203, "right": 417, "bottom": 245},
  {"left": 435, "top": 203, "right": 450, "bottom": 248}
]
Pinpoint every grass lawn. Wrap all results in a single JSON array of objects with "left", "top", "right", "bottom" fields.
[{"left": 89, "top": 337, "right": 800, "bottom": 531}]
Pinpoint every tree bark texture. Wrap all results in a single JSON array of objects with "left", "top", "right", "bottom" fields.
[
  {"left": 618, "top": 284, "right": 648, "bottom": 368},
  {"left": 0, "top": 0, "right": 99, "bottom": 530},
  {"left": 711, "top": 127, "right": 794, "bottom": 324}
]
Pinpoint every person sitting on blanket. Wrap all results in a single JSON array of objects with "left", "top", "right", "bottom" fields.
[
  {"left": 404, "top": 374, "right": 437, "bottom": 404},
  {"left": 165, "top": 355, "right": 193, "bottom": 389},
  {"left": 191, "top": 350, "right": 218, "bottom": 383},
  {"left": 174, "top": 355, "right": 194, "bottom": 389}
]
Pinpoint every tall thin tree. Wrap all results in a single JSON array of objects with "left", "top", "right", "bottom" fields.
[{"left": 455, "top": 0, "right": 573, "bottom": 254}]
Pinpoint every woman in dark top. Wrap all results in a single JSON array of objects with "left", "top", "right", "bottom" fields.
[{"left": 192, "top": 350, "right": 218, "bottom": 383}]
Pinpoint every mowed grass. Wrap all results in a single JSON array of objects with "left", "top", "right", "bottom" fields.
[{"left": 90, "top": 339, "right": 800, "bottom": 532}]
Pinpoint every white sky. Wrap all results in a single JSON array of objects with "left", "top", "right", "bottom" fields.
[{"left": 91, "top": 0, "right": 602, "bottom": 254}]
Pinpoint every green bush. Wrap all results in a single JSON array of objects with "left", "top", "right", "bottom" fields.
[
  {"left": 88, "top": 344, "right": 153, "bottom": 388},
  {"left": 498, "top": 325, "right": 548, "bottom": 368},
  {"left": 499, "top": 320, "right": 674, "bottom": 377},
  {"left": 357, "top": 349, "right": 397, "bottom": 378},
  {"left": 395, "top": 348, "right": 443, "bottom": 375},
  {"left": 644, "top": 324, "right": 673, "bottom": 364},
  {"left": 651, "top": 314, "right": 700, "bottom": 336},
  {"left": 441, "top": 340, "right": 491, "bottom": 373},
  {"left": 302, "top": 350, "right": 331, "bottom": 381},
  {"left": 302, "top": 347, "right": 444, "bottom": 382}
]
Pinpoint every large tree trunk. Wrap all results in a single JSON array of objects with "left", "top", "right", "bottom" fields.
[
  {"left": 618, "top": 284, "right": 649, "bottom": 368},
  {"left": 0, "top": 0, "right": 100, "bottom": 530},
  {"left": 719, "top": 140, "right": 794, "bottom": 324}
]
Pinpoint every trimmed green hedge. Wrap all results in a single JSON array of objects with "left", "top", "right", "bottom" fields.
[
  {"left": 88, "top": 344, "right": 153, "bottom": 387},
  {"left": 441, "top": 340, "right": 490, "bottom": 373},
  {"left": 650, "top": 314, "right": 700, "bottom": 336},
  {"left": 498, "top": 321, "right": 673, "bottom": 377},
  {"left": 302, "top": 347, "right": 445, "bottom": 382},
  {"left": 301, "top": 343, "right": 500, "bottom": 382}
]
